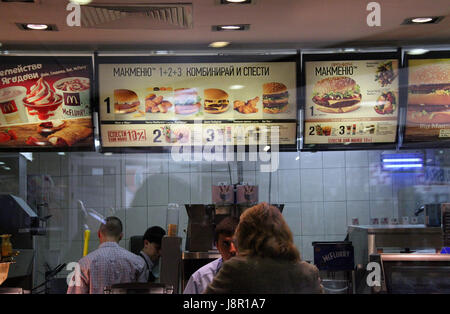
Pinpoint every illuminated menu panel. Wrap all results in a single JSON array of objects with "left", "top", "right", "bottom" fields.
[
  {"left": 303, "top": 53, "right": 400, "bottom": 150},
  {"left": 97, "top": 55, "right": 298, "bottom": 151},
  {"left": 0, "top": 56, "right": 94, "bottom": 151},
  {"left": 403, "top": 51, "right": 450, "bottom": 146}
]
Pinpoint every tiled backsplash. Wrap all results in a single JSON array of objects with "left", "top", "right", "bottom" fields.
[{"left": 1, "top": 149, "right": 449, "bottom": 286}]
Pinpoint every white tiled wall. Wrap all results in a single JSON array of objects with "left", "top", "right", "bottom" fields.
[{"left": 11, "top": 148, "right": 449, "bottom": 284}]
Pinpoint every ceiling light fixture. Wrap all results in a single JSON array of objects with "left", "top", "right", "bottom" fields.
[
  {"left": 221, "top": 25, "right": 241, "bottom": 30},
  {"left": 411, "top": 17, "right": 433, "bottom": 23},
  {"left": 230, "top": 85, "right": 245, "bottom": 90},
  {"left": 407, "top": 48, "right": 429, "bottom": 55},
  {"left": 402, "top": 16, "right": 443, "bottom": 25},
  {"left": 17, "top": 23, "right": 57, "bottom": 31},
  {"left": 209, "top": 41, "right": 230, "bottom": 48},
  {"left": 213, "top": 24, "right": 249, "bottom": 31},
  {"left": 69, "top": 0, "right": 92, "bottom": 4},
  {"left": 26, "top": 24, "right": 48, "bottom": 30},
  {"left": 221, "top": 0, "right": 251, "bottom": 3}
]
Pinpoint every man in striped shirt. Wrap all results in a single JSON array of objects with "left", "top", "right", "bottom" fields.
[{"left": 67, "top": 216, "right": 147, "bottom": 294}]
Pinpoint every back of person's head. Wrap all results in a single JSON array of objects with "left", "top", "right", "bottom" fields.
[
  {"left": 143, "top": 226, "right": 166, "bottom": 246},
  {"left": 99, "top": 216, "right": 123, "bottom": 241},
  {"left": 214, "top": 216, "right": 239, "bottom": 244},
  {"left": 236, "top": 202, "right": 300, "bottom": 262}
]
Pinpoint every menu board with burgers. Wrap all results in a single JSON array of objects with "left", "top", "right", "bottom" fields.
[
  {"left": 97, "top": 55, "right": 298, "bottom": 150},
  {"left": 0, "top": 56, "right": 94, "bottom": 151},
  {"left": 303, "top": 53, "right": 400, "bottom": 149},
  {"left": 404, "top": 52, "right": 450, "bottom": 145}
]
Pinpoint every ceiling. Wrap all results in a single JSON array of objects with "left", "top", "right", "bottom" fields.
[{"left": 0, "top": 0, "right": 449, "bottom": 52}]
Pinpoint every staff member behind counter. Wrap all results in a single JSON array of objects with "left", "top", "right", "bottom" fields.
[
  {"left": 139, "top": 226, "right": 166, "bottom": 282},
  {"left": 183, "top": 217, "right": 239, "bottom": 294},
  {"left": 67, "top": 217, "right": 147, "bottom": 294}
]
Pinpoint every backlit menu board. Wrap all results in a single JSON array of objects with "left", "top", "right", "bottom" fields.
[
  {"left": 302, "top": 52, "right": 400, "bottom": 150},
  {"left": 97, "top": 55, "right": 298, "bottom": 151},
  {"left": 0, "top": 56, "right": 94, "bottom": 151},
  {"left": 403, "top": 51, "right": 450, "bottom": 147}
]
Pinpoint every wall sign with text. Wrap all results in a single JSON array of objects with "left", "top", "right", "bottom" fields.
[
  {"left": 96, "top": 55, "right": 299, "bottom": 151},
  {"left": 403, "top": 51, "right": 450, "bottom": 147},
  {"left": 302, "top": 52, "right": 400, "bottom": 150},
  {"left": 0, "top": 56, "right": 94, "bottom": 151}
]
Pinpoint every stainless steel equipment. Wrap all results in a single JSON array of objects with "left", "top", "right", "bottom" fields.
[
  {"left": 160, "top": 236, "right": 182, "bottom": 294},
  {"left": 185, "top": 204, "right": 216, "bottom": 252},
  {"left": 349, "top": 225, "right": 443, "bottom": 266},
  {"left": 348, "top": 224, "right": 443, "bottom": 293},
  {"left": 380, "top": 253, "right": 450, "bottom": 294},
  {"left": 0, "top": 194, "right": 48, "bottom": 290},
  {"left": 415, "top": 203, "right": 448, "bottom": 227}
]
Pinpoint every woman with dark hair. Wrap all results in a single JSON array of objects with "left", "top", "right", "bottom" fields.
[{"left": 204, "top": 203, "right": 323, "bottom": 294}]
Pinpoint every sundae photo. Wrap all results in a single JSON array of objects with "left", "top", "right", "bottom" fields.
[{"left": 23, "top": 77, "right": 63, "bottom": 120}]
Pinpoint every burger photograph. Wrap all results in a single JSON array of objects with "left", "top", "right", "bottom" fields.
[
  {"left": 262, "top": 82, "right": 289, "bottom": 114},
  {"left": 174, "top": 88, "right": 201, "bottom": 115},
  {"left": 203, "top": 88, "right": 229, "bottom": 114},
  {"left": 312, "top": 76, "right": 361, "bottom": 114},
  {"left": 407, "top": 61, "right": 450, "bottom": 124},
  {"left": 114, "top": 89, "right": 140, "bottom": 114}
]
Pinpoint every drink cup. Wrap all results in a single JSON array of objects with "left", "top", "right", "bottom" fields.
[
  {"left": 54, "top": 77, "right": 91, "bottom": 119},
  {"left": 0, "top": 86, "right": 28, "bottom": 125}
]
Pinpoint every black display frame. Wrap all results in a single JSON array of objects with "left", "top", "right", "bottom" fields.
[
  {"left": 95, "top": 53, "right": 300, "bottom": 154},
  {"left": 400, "top": 50, "right": 450, "bottom": 149},
  {"left": 0, "top": 55, "right": 96, "bottom": 152},
  {"left": 301, "top": 51, "right": 402, "bottom": 152}
]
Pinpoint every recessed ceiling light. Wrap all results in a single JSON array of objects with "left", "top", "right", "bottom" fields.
[
  {"left": 221, "top": 25, "right": 241, "bottom": 30},
  {"left": 411, "top": 17, "right": 433, "bottom": 23},
  {"left": 221, "top": 0, "right": 251, "bottom": 3},
  {"left": 26, "top": 24, "right": 48, "bottom": 30},
  {"left": 230, "top": 85, "right": 245, "bottom": 90},
  {"left": 69, "top": 0, "right": 92, "bottom": 4},
  {"left": 209, "top": 41, "right": 230, "bottom": 48},
  {"left": 402, "top": 16, "right": 443, "bottom": 25},
  {"left": 17, "top": 23, "right": 57, "bottom": 31},
  {"left": 407, "top": 48, "right": 429, "bottom": 55},
  {"left": 213, "top": 24, "right": 249, "bottom": 31}
]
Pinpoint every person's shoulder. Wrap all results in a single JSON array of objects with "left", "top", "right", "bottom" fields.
[
  {"left": 119, "top": 247, "right": 145, "bottom": 264},
  {"left": 194, "top": 258, "right": 222, "bottom": 277},
  {"left": 221, "top": 256, "right": 250, "bottom": 272},
  {"left": 297, "top": 260, "right": 320, "bottom": 275}
]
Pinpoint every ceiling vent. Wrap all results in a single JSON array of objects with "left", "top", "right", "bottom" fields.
[{"left": 80, "top": 3, "right": 193, "bottom": 29}]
